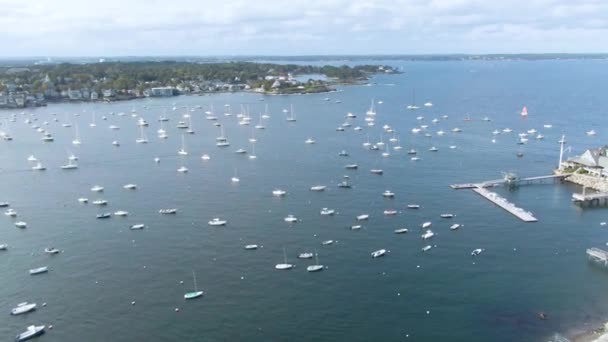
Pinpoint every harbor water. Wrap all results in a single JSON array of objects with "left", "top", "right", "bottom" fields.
[{"left": 2, "top": 59, "right": 608, "bottom": 341}]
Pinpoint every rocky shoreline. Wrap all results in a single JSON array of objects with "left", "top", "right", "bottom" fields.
[{"left": 564, "top": 173, "right": 608, "bottom": 192}]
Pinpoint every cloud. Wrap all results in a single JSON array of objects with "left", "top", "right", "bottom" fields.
[{"left": 0, "top": 0, "right": 606, "bottom": 56}]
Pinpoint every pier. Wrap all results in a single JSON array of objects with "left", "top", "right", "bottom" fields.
[
  {"left": 472, "top": 187, "right": 538, "bottom": 222},
  {"left": 450, "top": 173, "right": 570, "bottom": 222},
  {"left": 587, "top": 248, "right": 608, "bottom": 266},
  {"left": 572, "top": 187, "right": 608, "bottom": 206}
]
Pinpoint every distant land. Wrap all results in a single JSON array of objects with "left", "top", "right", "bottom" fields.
[
  {"left": 0, "top": 61, "right": 397, "bottom": 108},
  {"left": 0, "top": 53, "right": 607, "bottom": 67}
]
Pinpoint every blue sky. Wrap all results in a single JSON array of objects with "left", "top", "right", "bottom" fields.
[{"left": 0, "top": 0, "right": 606, "bottom": 56}]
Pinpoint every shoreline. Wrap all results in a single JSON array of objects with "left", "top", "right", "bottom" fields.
[{"left": 0, "top": 80, "right": 369, "bottom": 110}]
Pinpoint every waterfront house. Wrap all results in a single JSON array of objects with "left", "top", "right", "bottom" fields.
[
  {"left": 149, "top": 87, "right": 175, "bottom": 97},
  {"left": 68, "top": 89, "right": 82, "bottom": 100},
  {"left": 90, "top": 91, "right": 99, "bottom": 100},
  {"left": 566, "top": 147, "right": 608, "bottom": 177}
]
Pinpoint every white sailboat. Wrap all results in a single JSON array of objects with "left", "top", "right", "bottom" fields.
[
  {"left": 366, "top": 99, "right": 376, "bottom": 115},
  {"left": 231, "top": 168, "right": 240, "bottom": 183},
  {"left": 136, "top": 125, "right": 148, "bottom": 144},
  {"left": 248, "top": 141, "right": 257, "bottom": 160},
  {"left": 184, "top": 271, "right": 204, "bottom": 299},
  {"left": 89, "top": 112, "right": 96, "bottom": 127},
  {"left": 72, "top": 123, "right": 81, "bottom": 145},
  {"left": 178, "top": 135, "right": 188, "bottom": 156},
  {"left": 306, "top": 250, "right": 324, "bottom": 272},
  {"left": 275, "top": 247, "right": 294, "bottom": 270},
  {"left": 286, "top": 104, "right": 296, "bottom": 122}
]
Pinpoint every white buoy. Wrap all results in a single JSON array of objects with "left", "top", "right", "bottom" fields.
[
  {"left": 175, "top": 308, "right": 179, "bottom": 312},
  {"left": 42, "top": 303, "right": 47, "bottom": 307},
  {"left": 180, "top": 280, "right": 184, "bottom": 284},
  {"left": 49, "top": 325, "right": 53, "bottom": 330},
  {"left": 131, "top": 301, "right": 136, "bottom": 305},
  {"left": 426, "top": 310, "right": 430, "bottom": 315}
]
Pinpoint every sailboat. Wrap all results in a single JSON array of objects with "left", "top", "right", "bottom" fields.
[
  {"left": 248, "top": 141, "right": 257, "bottom": 159},
  {"left": 407, "top": 89, "right": 420, "bottom": 110},
  {"left": 286, "top": 104, "right": 296, "bottom": 122},
  {"left": 366, "top": 99, "right": 376, "bottom": 116},
  {"left": 231, "top": 168, "right": 240, "bottom": 183},
  {"left": 89, "top": 112, "right": 96, "bottom": 127},
  {"left": 61, "top": 155, "right": 78, "bottom": 169},
  {"left": 178, "top": 135, "right": 188, "bottom": 156},
  {"left": 249, "top": 127, "right": 257, "bottom": 143},
  {"left": 184, "top": 271, "right": 204, "bottom": 299},
  {"left": 255, "top": 113, "right": 265, "bottom": 129},
  {"left": 216, "top": 126, "right": 229, "bottom": 147},
  {"left": 275, "top": 247, "right": 294, "bottom": 270},
  {"left": 306, "top": 250, "right": 324, "bottom": 272},
  {"left": 72, "top": 124, "right": 81, "bottom": 145},
  {"left": 136, "top": 125, "right": 148, "bottom": 144},
  {"left": 520, "top": 106, "right": 528, "bottom": 117},
  {"left": 186, "top": 115, "right": 195, "bottom": 134}
]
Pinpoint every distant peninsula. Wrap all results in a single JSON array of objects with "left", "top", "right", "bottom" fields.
[{"left": 0, "top": 61, "right": 397, "bottom": 108}]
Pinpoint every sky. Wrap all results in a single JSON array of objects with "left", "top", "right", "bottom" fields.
[{"left": 0, "top": 0, "right": 607, "bottom": 56}]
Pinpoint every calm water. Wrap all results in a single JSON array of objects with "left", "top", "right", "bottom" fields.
[{"left": 2, "top": 60, "right": 608, "bottom": 341}]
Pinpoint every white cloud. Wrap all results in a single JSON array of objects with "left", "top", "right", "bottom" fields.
[{"left": 0, "top": 0, "right": 606, "bottom": 55}]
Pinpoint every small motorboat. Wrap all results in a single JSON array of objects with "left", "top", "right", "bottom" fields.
[
  {"left": 320, "top": 208, "right": 336, "bottom": 216},
  {"left": 5, "top": 208, "right": 17, "bottom": 217},
  {"left": 44, "top": 247, "right": 60, "bottom": 254},
  {"left": 356, "top": 214, "right": 369, "bottom": 221},
  {"left": 421, "top": 230, "right": 435, "bottom": 240},
  {"left": 96, "top": 213, "right": 111, "bottom": 219},
  {"left": 114, "top": 211, "right": 129, "bottom": 217},
  {"left": 338, "top": 150, "right": 349, "bottom": 157},
  {"left": 440, "top": 213, "right": 455, "bottom": 218},
  {"left": 337, "top": 181, "right": 352, "bottom": 189},
  {"left": 407, "top": 204, "right": 420, "bottom": 209},
  {"left": 370, "top": 169, "right": 383, "bottom": 175},
  {"left": 272, "top": 189, "right": 287, "bottom": 197},
  {"left": 421, "top": 221, "right": 432, "bottom": 229},
  {"left": 15, "top": 325, "right": 45, "bottom": 341},
  {"left": 91, "top": 185, "right": 104, "bottom": 192},
  {"left": 304, "top": 138, "right": 316, "bottom": 144},
  {"left": 382, "top": 190, "right": 395, "bottom": 198},
  {"left": 29, "top": 266, "right": 48, "bottom": 275},
  {"left": 321, "top": 240, "right": 334, "bottom": 245},
  {"left": 244, "top": 244, "right": 258, "bottom": 250},
  {"left": 0, "top": 202, "right": 9, "bottom": 207},
  {"left": 450, "top": 224, "right": 461, "bottom": 230},
  {"left": 123, "top": 184, "right": 137, "bottom": 190},
  {"left": 371, "top": 249, "right": 386, "bottom": 258},
  {"left": 11, "top": 302, "right": 37, "bottom": 315},
  {"left": 15, "top": 221, "right": 27, "bottom": 229},
  {"left": 298, "top": 252, "right": 314, "bottom": 259},
  {"left": 78, "top": 198, "right": 88, "bottom": 203},
  {"left": 344, "top": 164, "right": 358, "bottom": 170},
  {"left": 394, "top": 228, "right": 408, "bottom": 234},
  {"left": 92, "top": 199, "right": 108, "bottom": 205},
  {"left": 471, "top": 248, "right": 484, "bottom": 256},
  {"left": 284, "top": 215, "right": 298, "bottom": 223},
  {"left": 384, "top": 210, "right": 398, "bottom": 215},
  {"left": 422, "top": 245, "right": 432, "bottom": 252},
  {"left": 130, "top": 224, "right": 145, "bottom": 230},
  {"left": 0, "top": 244, "right": 8, "bottom": 250},
  {"left": 350, "top": 225, "right": 362, "bottom": 230},
  {"left": 208, "top": 218, "right": 227, "bottom": 226},
  {"left": 159, "top": 208, "right": 178, "bottom": 214},
  {"left": 310, "top": 185, "right": 326, "bottom": 191}
]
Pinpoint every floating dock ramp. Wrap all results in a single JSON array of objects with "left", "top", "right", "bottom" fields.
[{"left": 472, "top": 187, "right": 538, "bottom": 222}]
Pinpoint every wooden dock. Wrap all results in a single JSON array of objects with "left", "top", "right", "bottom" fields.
[
  {"left": 450, "top": 173, "right": 570, "bottom": 222},
  {"left": 472, "top": 187, "right": 538, "bottom": 222}
]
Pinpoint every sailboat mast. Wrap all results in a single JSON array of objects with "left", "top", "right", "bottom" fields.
[{"left": 192, "top": 271, "right": 198, "bottom": 291}]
